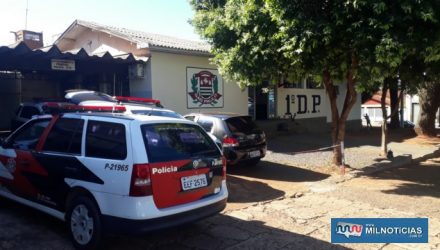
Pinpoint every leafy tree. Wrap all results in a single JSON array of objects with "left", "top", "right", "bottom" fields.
[{"left": 191, "top": 0, "right": 440, "bottom": 164}]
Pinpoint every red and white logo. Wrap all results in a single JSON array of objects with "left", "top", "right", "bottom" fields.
[{"left": 188, "top": 70, "right": 222, "bottom": 106}]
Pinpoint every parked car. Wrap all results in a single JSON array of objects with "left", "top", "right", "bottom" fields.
[
  {"left": 0, "top": 107, "right": 227, "bottom": 249},
  {"left": 403, "top": 120, "right": 416, "bottom": 128},
  {"left": 10, "top": 101, "right": 72, "bottom": 131},
  {"left": 184, "top": 113, "right": 266, "bottom": 166},
  {"left": 65, "top": 90, "right": 184, "bottom": 119},
  {"left": 10, "top": 90, "right": 181, "bottom": 132}
]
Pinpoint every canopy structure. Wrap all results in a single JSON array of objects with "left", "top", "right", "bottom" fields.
[{"left": 0, "top": 41, "right": 145, "bottom": 74}]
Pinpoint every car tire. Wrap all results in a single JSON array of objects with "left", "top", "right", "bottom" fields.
[{"left": 66, "top": 195, "right": 103, "bottom": 250}]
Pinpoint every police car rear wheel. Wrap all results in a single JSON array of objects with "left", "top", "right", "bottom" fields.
[{"left": 67, "top": 196, "right": 102, "bottom": 249}]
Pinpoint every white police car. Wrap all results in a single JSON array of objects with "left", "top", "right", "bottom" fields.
[
  {"left": 0, "top": 105, "right": 227, "bottom": 249},
  {"left": 65, "top": 90, "right": 184, "bottom": 119}
]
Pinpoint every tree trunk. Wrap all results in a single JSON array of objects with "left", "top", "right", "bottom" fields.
[
  {"left": 323, "top": 69, "right": 341, "bottom": 164},
  {"left": 380, "top": 79, "right": 389, "bottom": 156},
  {"left": 389, "top": 79, "right": 399, "bottom": 129},
  {"left": 418, "top": 82, "right": 440, "bottom": 136},
  {"left": 323, "top": 52, "right": 358, "bottom": 166}
]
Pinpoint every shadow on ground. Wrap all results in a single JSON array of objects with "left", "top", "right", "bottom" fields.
[
  {"left": 0, "top": 197, "right": 71, "bottom": 250},
  {"left": 369, "top": 161, "right": 440, "bottom": 198},
  {"left": 103, "top": 214, "right": 348, "bottom": 250},
  {"left": 228, "top": 160, "right": 330, "bottom": 182},
  {"left": 226, "top": 175, "right": 285, "bottom": 203},
  {"left": 0, "top": 197, "right": 348, "bottom": 250},
  {"left": 268, "top": 127, "right": 422, "bottom": 154}
]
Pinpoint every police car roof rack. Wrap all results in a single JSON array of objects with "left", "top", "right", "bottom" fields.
[
  {"left": 114, "top": 96, "right": 163, "bottom": 108},
  {"left": 42, "top": 102, "right": 126, "bottom": 114}
]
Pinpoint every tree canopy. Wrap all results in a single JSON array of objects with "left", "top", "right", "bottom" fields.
[
  {"left": 191, "top": 0, "right": 440, "bottom": 163},
  {"left": 192, "top": 1, "right": 440, "bottom": 88}
]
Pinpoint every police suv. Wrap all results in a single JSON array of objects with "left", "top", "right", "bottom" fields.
[{"left": 0, "top": 105, "right": 227, "bottom": 249}]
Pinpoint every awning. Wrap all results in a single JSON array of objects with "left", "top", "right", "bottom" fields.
[{"left": 0, "top": 42, "right": 147, "bottom": 73}]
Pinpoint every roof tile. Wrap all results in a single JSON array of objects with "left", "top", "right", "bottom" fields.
[{"left": 76, "top": 20, "right": 210, "bottom": 54}]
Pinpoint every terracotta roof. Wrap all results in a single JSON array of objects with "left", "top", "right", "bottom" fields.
[
  {"left": 362, "top": 90, "right": 402, "bottom": 106},
  {"left": 57, "top": 20, "right": 210, "bottom": 55}
]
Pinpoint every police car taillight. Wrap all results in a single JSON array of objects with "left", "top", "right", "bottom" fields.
[
  {"left": 222, "top": 137, "right": 239, "bottom": 147},
  {"left": 130, "top": 163, "right": 152, "bottom": 196}
]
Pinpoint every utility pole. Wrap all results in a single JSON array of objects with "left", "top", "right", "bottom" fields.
[{"left": 25, "top": 0, "right": 29, "bottom": 29}]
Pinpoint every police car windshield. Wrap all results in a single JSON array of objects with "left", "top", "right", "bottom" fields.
[{"left": 141, "top": 123, "right": 219, "bottom": 163}]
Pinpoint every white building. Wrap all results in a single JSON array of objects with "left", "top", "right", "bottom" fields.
[
  {"left": 361, "top": 91, "right": 423, "bottom": 126},
  {"left": 0, "top": 20, "right": 362, "bottom": 132},
  {"left": 54, "top": 20, "right": 361, "bottom": 132},
  {"left": 54, "top": 20, "right": 248, "bottom": 116},
  {"left": 274, "top": 79, "right": 361, "bottom": 130}
]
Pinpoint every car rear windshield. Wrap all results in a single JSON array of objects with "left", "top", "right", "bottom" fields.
[
  {"left": 69, "top": 92, "right": 117, "bottom": 104},
  {"left": 132, "top": 109, "right": 183, "bottom": 119},
  {"left": 225, "top": 116, "right": 258, "bottom": 134},
  {"left": 141, "top": 123, "right": 219, "bottom": 163}
]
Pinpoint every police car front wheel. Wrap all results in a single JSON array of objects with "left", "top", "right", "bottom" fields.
[{"left": 67, "top": 196, "right": 103, "bottom": 249}]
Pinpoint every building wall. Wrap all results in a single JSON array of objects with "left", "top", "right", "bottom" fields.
[
  {"left": 276, "top": 82, "right": 362, "bottom": 123},
  {"left": 21, "top": 79, "right": 60, "bottom": 101},
  {"left": 361, "top": 105, "right": 391, "bottom": 126},
  {"left": 129, "top": 61, "right": 152, "bottom": 98},
  {"left": 361, "top": 94, "right": 425, "bottom": 127},
  {"left": 0, "top": 75, "right": 20, "bottom": 130},
  {"left": 405, "top": 94, "right": 419, "bottom": 124},
  {"left": 149, "top": 51, "right": 248, "bottom": 115},
  {"left": 335, "top": 83, "right": 362, "bottom": 122},
  {"left": 58, "top": 28, "right": 363, "bottom": 126}
]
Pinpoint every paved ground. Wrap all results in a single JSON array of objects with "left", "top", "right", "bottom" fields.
[{"left": 1, "top": 128, "right": 439, "bottom": 249}]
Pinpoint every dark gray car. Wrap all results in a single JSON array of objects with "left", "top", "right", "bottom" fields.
[{"left": 184, "top": 113, "right": 266, "bottom": 166}]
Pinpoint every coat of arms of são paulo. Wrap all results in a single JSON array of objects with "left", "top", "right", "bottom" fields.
[{"left": 188, "top": 71, "right": 222, "bottom": 106}]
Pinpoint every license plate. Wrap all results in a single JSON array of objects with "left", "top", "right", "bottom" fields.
[
  {"left": 181, "top": 174, "right": 208, "bottom": 191},
  {"left": 249, "top": 150, "right": 261, "bottom": 158}
]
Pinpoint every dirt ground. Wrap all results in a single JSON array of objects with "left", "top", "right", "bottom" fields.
[
  {"left": 1, "top": 129, "right": 439, "bottom": 249},
  {"left": 226, "top": 129, "right": 440, "bottom": 212},
  {"left": 337, "top": 157, "right": 440, "bottom": 218}
]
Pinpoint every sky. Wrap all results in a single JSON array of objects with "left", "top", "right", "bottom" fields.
[{"left": 0, "top": 0, "right": 201, "bottom": 46}]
